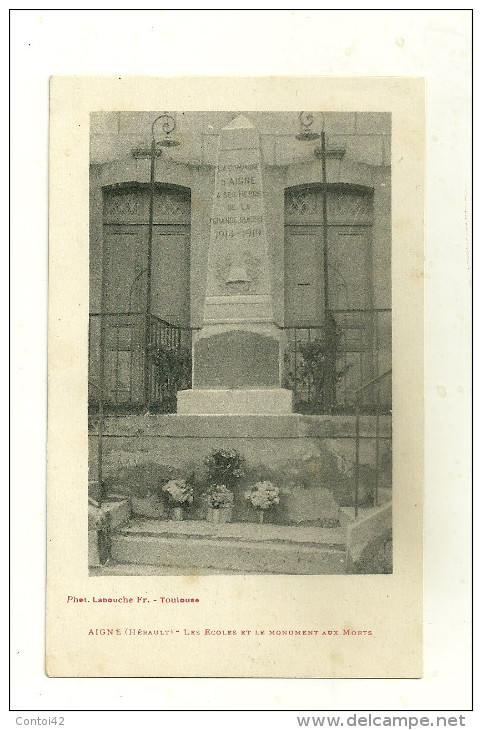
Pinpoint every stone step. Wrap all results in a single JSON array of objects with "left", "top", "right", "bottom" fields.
[
  {"left": 115, "top": 518, "right": 347, "bottom": 545},
  {"left": 110, "top": 519, "right": 347, "bottom": 575}
]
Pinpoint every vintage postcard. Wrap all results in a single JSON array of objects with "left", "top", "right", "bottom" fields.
[{"left": 47, "top": 76, "right": 424, "bottom": 678}]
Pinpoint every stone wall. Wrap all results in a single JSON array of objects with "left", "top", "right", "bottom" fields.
[
  {"left": 89, "top": 414, "right": 391, "bottom": 526},
  {"left": 90, "top": 112, "right": 391, "bottom": 168}
]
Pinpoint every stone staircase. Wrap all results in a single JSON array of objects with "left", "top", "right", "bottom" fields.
[
  {"left": 104, "top": 518, "right": 348, "bottom": 575},
  {"left": 89, "top": 498, "right": 392, "bottom": 575}
]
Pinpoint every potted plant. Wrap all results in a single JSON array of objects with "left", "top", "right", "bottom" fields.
[
  {"left": 162, "top": 479, "right": 193, "bottom": 520},
  {"left": 204, "top": 484, "right": 234, "bottom": 523},
  {"left": 244, "top": 481, "right": 280, "bottom": 523}
]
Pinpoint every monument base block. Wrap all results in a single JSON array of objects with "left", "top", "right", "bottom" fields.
[{"left": 177, "top": 389, "right": 293, "bottom": 415}]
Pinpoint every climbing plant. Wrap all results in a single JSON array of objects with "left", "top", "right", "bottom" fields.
[{"left": 283, "top": 318, "right": 350, "bottom": 414}]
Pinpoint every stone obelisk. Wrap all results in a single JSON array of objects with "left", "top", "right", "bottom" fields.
[{"left": 177, "top": 115, "right": 293, "bottom": 414}]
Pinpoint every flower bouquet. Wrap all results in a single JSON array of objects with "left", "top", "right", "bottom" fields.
[
  {"left": 205, "top": 484, "right": 234, "bottom": 523},
  {"left": 244, "top": 481, "right": 280, "bottom": 523},
  {"left": 203, "top": 448, "right": 245, "bottom": 487},
  {"left": 162, "top": 479, "right": 193, "bottom": 520}
]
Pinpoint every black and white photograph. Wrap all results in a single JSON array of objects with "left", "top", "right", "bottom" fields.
[
  {"left": 45, "top": 74, "right": 425, "bottom": 680},
  {"left": 88, "top": 110, "right": 392, "bottom": 577}
]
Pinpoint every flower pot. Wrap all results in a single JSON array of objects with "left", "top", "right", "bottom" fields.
[
  {"left": 170, "top": 506, "right": 184, "bottom": 521},
  {"left": 206, "top": 506, "right": 233, "bottom": 524}
]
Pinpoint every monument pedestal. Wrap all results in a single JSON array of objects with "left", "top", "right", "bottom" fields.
[{"left": 177, "top": 388, "right": 293, "bottom": 415}]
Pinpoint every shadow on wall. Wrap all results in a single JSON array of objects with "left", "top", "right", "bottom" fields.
[{"left": 349, "top": 529, "right": 393, "bottom": 574}]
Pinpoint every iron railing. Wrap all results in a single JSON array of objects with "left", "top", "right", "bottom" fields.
[
  {"left": 89, "top": 308, "right": 390, "bottom": 416},
  {"left": 353, "top": 368, "right": 392, "bottom": 517},
  {"left": 88, "top": 313, "right": 192, "bottom": 413},
  {"left": 282, "top": 308, "right": 391, "bottom": 414}
]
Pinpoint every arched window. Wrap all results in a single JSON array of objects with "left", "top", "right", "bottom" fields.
[
  {"left": 89, "top": 183, "right": 191, "bottom": 410},
  {"left": 284, "top": 184, "right": 374, "bottom": 326},
  {"left": 283, "top": 184, "right": 390, "bottom": 413},
  {"left": 103, "top": 183, "right": 191, "bottom": 325}
]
